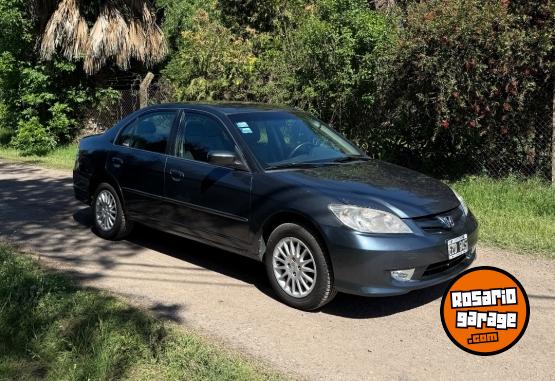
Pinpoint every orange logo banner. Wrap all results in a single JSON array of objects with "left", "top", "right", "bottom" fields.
[{"left": 440, "top": 266, "right": 529, "bottom": 355}]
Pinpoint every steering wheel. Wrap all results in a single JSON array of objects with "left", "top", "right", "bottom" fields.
[{"left": 288, "top": 142, "right": 316, "bottom": 159}]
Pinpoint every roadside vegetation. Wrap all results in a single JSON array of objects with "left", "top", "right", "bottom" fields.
[
  {"left": 0, "top": 1, "right": 552, "bottom": 180},
  {"left": 0, "top": 244, "right": 282, "bottom": 381},
  {"left": 453, "top": 177, "right": 555, "bottom": 258},
  {"left": 0, "top": 144, "right": 76, "bottom": 171}
]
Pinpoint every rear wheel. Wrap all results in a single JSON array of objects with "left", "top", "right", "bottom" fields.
[
  {"left": 265, "top": 223, "right": 336, "bottom": 310},
  {"left": 92, "top": 183, "right": 133, "bottom": 240}
]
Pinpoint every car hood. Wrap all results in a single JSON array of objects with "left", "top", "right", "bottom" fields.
[{"left": 272, "top": 160, "right": 459, "bottom": 218}]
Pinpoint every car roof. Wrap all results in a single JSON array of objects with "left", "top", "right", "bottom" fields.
[{"left": 141, "top": 102, "right": 299, "bottom": 116}]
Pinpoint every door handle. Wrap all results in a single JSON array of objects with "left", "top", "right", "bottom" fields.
[
  {"left": 111, "top": 157, "right": 123, "bottom": 168},
  {"left": 169, "top": 169, "right": 184, "bottom": 182}
]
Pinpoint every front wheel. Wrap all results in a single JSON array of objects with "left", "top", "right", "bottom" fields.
[
  {"left": 265, "top": 223, "right": 336, "bottom": 310},
  {"left": 92, "top": 183, "right": 133, "bottom": 240}
]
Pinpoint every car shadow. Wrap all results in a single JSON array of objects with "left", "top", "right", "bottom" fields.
[
  {"left": 320, "top": 283, "right": 448, "bottom": 318},
  {"left": 74, "top": 206, "right": 447, "bottom": 319}
]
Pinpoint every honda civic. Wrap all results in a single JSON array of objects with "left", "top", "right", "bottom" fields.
[{"left": 73, "top": 103, "right": 478, "bottom": 310}]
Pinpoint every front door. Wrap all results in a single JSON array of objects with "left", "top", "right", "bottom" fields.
[{"left": 164, "top": 111, "right": 253, "bottom": 252}]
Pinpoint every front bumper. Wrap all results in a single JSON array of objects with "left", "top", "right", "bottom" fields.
[{"left": 322, "top": 213, "right": 478, "bottom": 297}]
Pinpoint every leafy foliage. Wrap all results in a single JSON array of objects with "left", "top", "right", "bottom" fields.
[
  {"left": 218, "top": 0, "right": 304, "bottom": 33},
  {"left": 163, "top": 9, "right": 258, "bottom": 101},
  {"left": 163, "top": 0, "right": 393, "bottom": 142},
  {"left": 161, "top": 0, "right": 553, "bottom": 179},
  {"left": 1, "top": 0, "right": 553, "bottom": 175},
  {"left": 11, "top": 117, "right": 56, "bottom": 156},
  {"left": 0, "top": 0, "right": 91, "bottom": 155},
  {"left": 256, "top": 0, "right": 394, "bottom": 143},
  {"left": 0, "top": 127, "right": 13, "bottom": 146},
  {"left": 157, "top": 0, "right": 219, "bottom": 51},
  {"left": 374, "top": 0, "right": 554, "bottom": 177}
]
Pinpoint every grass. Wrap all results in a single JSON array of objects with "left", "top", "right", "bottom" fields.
[
  {"left": 0, "top": 145, "right": 77, "bottom": 171},
  {"left": 0, "top": 244, "right": 283, "bottom": 381},
  {"left": 452, "top": 176, "right": 555, "bottom": 258}
]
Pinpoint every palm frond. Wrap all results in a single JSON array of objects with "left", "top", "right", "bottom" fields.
[
  {"left": 141, "top": 2, "right": 168, "bottom": 66},
  {"left": 40, "top": 0, "right": 88, "bottom": 61},
  {"left": 128, "top": 2, "right": 167, "bottom": 67},
  {"left": 85, "top": 3, "right": 131, "bottom": 74},
  {"left": 129, "top": 18, "right": 146, "bottom": 60},
  {"left": 41, "top": 0, "right": 167, "bottom": 74},
  {"left": 144, "top": 22, "right": 168, "bottom": 66}
]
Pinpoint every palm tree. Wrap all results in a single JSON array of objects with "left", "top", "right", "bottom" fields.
[{"left": 39, "top": 0, "right": 167, "bottom": 75}]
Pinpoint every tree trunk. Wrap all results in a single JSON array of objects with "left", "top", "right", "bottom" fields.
[{"left": 139, "top": 72, "right": 155, "bottom": 109}]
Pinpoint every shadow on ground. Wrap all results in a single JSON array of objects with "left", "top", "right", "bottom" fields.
[
  {"left": 75, "top": 210, "right": 446, "bottom": 319},
  {"left": 0, "top": 162, "right": 445, "bottom": 321}
]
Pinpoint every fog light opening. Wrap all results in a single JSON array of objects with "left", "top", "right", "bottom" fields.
[{"left": 391, "top": 268, "right": 415, "bottom": 282}]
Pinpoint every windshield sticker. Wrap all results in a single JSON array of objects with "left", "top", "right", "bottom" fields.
[{"left": 237, "top": 122, "right": 253, "bottom": 133}]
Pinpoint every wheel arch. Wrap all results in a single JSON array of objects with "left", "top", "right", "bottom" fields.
[
  {"left": 258, "top": 210, "right": 329, "bottom": 261},
  {"left": 89, "top": 170, "right": 125, "bottom": 207}
]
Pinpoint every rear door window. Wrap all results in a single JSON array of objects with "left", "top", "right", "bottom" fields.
[{"left": 116, "top": 111, "right": 177, "bottom": 154}]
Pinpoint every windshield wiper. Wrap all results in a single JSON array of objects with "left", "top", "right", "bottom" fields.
[
  {"left": 265, "top": 162, "right": 324, "bottom": 170},
  {"left": 328, "top": 155, "right": 370, "bottom": 163}
]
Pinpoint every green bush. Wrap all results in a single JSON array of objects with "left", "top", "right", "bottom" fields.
[
  {"left": 255, "top": 0, "right": 394, "bottom": 145},
  {"left": 0, "top": 1, "right": 92, "bottom": 156},
  {"left": 160, "top": 0, "right": 553, "bottom": 179},
  {"left": 157, "top": 0, "right": 219, "bottom": 51},
  {"left": 11, "top": 117, "right": 56, "bottom": 156},
  {"left": 0, "top": 127, "right": 13, "bottom": 146},
  {"left": 0, "top": 102, "right": 14, "bottom": 145},
  {"left": 163, "top": 9, "right": 259, "bottom": 101},
  {"left": 163, "top": 0, "right": 394, "bottom": 146},
  {"left": 47, "top": 102, "right": 75, "bottom": 143},
  {"left": 218, "top": 0, "right": 305, "bottom": 33},
  {"left": 373, "top": 0, "right": 554, "bottom": 177}
]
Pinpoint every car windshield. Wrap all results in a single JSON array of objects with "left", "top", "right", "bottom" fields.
[{"left": 229, "top": 112, "right": 364, "bottom": 169}]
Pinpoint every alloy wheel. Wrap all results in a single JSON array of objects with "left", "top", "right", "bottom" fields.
[
  {"left": 272, "top": 237, "right": 317, "bottom": 298},
  {"left": 95, "top": 190, "right": 117, "bottom": 231}
]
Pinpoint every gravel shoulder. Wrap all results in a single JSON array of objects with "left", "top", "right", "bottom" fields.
[{"left": 0, "top": 161, "right": 553, "bottom": 381}]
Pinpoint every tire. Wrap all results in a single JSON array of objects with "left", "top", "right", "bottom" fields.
[
  {"left": 92, "top": 182, "right": 133, "bottom": 240},
  {"left": 265, "top": 223, "right": 336, "bottom": 310}
]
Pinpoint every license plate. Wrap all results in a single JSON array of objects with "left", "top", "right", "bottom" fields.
[{"left": 447, "top": 234, "right": 468, "bottom": 260}]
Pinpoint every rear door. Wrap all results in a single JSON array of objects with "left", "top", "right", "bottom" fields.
[
  {"left": 108, "top": 109, "right": 179, "bottom": 224},
  {"left": 163, "top": 111, "right": 253, "bottom": 252}
]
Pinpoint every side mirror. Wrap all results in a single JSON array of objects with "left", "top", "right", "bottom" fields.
[{"left": 207, "top": 150, "right": 246, "bottom": 170}]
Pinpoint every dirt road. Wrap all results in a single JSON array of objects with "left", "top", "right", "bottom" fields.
[{"left": 0, "top": 161, "right": 553, "bottom": 380}]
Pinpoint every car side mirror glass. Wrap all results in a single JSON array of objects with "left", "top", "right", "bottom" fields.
[{"left": 207, "top": 150, "right": 246, "bottom": 170}]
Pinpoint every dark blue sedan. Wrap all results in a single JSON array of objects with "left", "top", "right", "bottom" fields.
[{"left": 73, "top": 103, "right": 478, "bottom": 310}]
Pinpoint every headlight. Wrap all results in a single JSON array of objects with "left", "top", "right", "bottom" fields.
[
  {"left": 328, "top": 204, "right": 412, "bottom": 234},
  {"left": 452, "top": 190, "right": 468, "bottom": 215}
]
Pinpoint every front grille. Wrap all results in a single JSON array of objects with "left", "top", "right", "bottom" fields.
[
  {"left": 422, "top": 254, "right": 466, "bottom": 277},
  {"left": 412, "top": 206, "right": 464, "bottom": 234}
]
